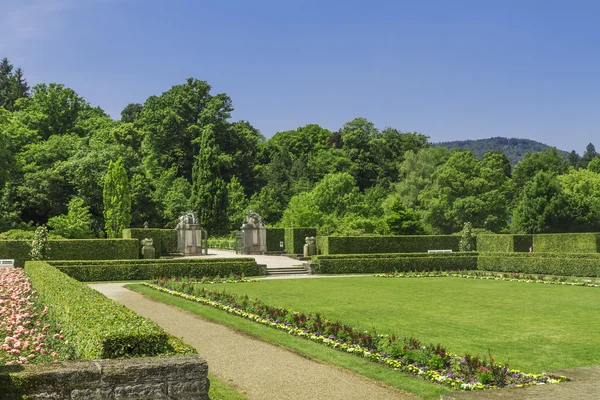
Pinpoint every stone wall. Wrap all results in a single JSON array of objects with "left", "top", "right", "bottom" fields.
[{"left": 0, "top": 355, "right": 209, "bottom": 399}]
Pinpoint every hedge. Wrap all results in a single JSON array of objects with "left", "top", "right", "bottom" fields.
[
  {"left": 314, "top": 252, "right": 477, "bottom": 260},
  {"left": 266, "top": 228, "right": 285, "bottom": 251},
  {"left": 0, "top": 239, "right": 139, "bottom": 267},
  {"left": 476, "top": 235, "right": 532, "bottom": 252},
  {"left": 52, "top": 258, "right": 262, "bottom": 281},
  {"left": 24, "top": 261, "right": 187, "bottom": 359},
  {"left": 313, "top": 254, "right": 478, "bottom": 274},
  {"left": 532, "top": 233, "right": 600, "bottom": 253},
  {"left": 319, "top": 235, "right": 461, "bottom": 255},
  {"left": 122, "top": 228, "right": 178, "bottom": 255},
  {"left": 284, "top": 228, "right": 317, "bottom": 254},
  {"left": 478, "top": 253, "right": 600, "bottom": 277}
]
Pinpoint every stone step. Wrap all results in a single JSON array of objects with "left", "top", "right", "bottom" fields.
[{"left": 266, "top": 267, "right": 310, "bottom": 275}]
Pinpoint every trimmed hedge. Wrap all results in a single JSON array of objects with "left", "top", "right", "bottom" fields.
[
  {"left": 476, "top": 235, "right": 532, "bottom": 253},
  {"left": 478, "top": 253, "right": 600, "bottom": 277},
  {"left": 532, "top": 233, "right": 600, "bottom": 253},
  {"left": 319, "top": 235, "right": 461, "bottom": 255},
  {"left": 123, "top": 228, "right": 178, "bottom": 255},
  {"left": 52, "top": 258, "right": 262, "bottom": 281},
  {"left": 313, "top": 254, "right": 478, "bottom": 274},
  {"left": 0, "top": 239, "right": 139, "bottom": 267},
  {"left": 25, "top": 261, "right": 182, "bottom": 359},
  {"left": 315, "top": 252, "right": 477, "bottom": 260},
  {"left": 266, "top": 228, "right": 285, "bottom": 251},
  {"left": 284, "top": 228, "right": 317, "bottom": 254}
]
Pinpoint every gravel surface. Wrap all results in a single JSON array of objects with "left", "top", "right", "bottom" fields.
[{"left": 91, "top": 283, "right": 418, "bottom": 400}]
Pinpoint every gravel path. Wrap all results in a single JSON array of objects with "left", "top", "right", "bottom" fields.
[{"left": 90, "top": 283, "right": 418, "bottom": 400}]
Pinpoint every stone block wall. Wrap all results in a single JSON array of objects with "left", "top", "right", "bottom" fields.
[{"left": 0, "top": 355, "right": 209, "bottom": 399}]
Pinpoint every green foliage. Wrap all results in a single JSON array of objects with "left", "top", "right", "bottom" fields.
[
  {"left": 51, "top": 258, "right": 261, "bottom": 281},
  {"left": 25, "top": 261, "right": 180, "bottom": 359},
  {"left": 459, "top": 222, "right": 475, "bottom": 252},
  {"left": 47, "top": 197, "right": 95, "bottom": 238},
  {"left": 30, "top": 225, "right": 49, "bottom": 261},
  {"left": 532, "top": 233, "right": 600, "bottom": 253},
  {"left": 382, "top": 195, "right": 424, "bottom": 235},
  {"left": 0, "top": 57, "right": 29, "bottom": 110},
  {"left": 103, "top": 157, "right": 132, "bottom": 237},
  {"left": 122, "top": 228, "right": 178, "bottom": 255},
  {"left": 0, "top": 240, "right": 31, "bottom": 266},
  {"left": 475, "top": 234, "right": 532, "bottom": 252},
  {"left": 320, "top": 235, "right": 461, "bottom": 255},
  {"left": 557, "top": 169, "right": 600, "bottom": 231},
  {"left": 285, "top": 228, "right": 317, "bottom": 254},
  {"left": 226, "top": 176, "right": 248, "bottom": 232},
  {"left": 477, "top": 253, "right": 600, "bottom": 277},
  {"left": 266, "top": 228, "right": 285, "bottom": 251},
  {"left": 313, "top": 254, "right": 477, "bottom": 274}
]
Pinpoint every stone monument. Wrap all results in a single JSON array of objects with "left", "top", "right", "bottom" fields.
[
  {"left": 141, "top": 238, "right": 156, "bottom": 259},
  {"left": 303, "top": 236, "right": 316, "bottom": 257},
  {"left": 175, "top": 211, "right": 203, "bottom": 256},
  {"left": 241, "top": 210, "right": 266, "bottom": 254}
]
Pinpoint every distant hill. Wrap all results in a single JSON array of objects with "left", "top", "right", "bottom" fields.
[{"left": 435, "top": 137, "right": 569, "bottom": 166}]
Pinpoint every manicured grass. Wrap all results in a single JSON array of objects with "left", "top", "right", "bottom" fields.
[
  {"left": 208, "top": 373, "right": 248, "bottom": 400},
  {"left": 128, "top": 284, "right": 450, "bottom": 400},
  {"left": 193, "top": 276, "right": 600, "bottom": 373}
]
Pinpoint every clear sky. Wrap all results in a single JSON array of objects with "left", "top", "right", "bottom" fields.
[{"left": 1, "top": 0, "right": 598, "bottom": 153}]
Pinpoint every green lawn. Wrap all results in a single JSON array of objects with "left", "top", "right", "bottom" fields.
[{"left": 199, "top": 276, "right": 600, "bottom": 373}]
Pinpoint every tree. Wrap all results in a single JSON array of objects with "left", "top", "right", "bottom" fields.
[
  {"left": 226, "top": 177, "right": 248, "bottom": 232},
  {"left": 120, "top": 103, "right": 142, "bottom": 123},
  {"left": 557, "top": 169, "right": 600, "bottom": 232},
  {"left": 382, "top": 194, "right": 424, "bottom": 235},
  {"left": 578, "top": 143, "right": 598, "bottom": 169},
  {"left": 103, "top": 158, "right": 131, "bottom": 237},
  {"left": 588, "top": 158, "right": 600, "bottom": 174},
  {"left": 512, "top": 149, "right": 567, "bottom": 191},
  {"left": 0, "top": 59, "right": 29, "bottom": 110},
  {"left": 47, "top": 197, "right": 95, "bottom": 238},
  {"left": 567, "top": 150, "right": 581, "bottom": 168},
  {"left": 191, "top": 128, "right": 228, "bottom": 235}
]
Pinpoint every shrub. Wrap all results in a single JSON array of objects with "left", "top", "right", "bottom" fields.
[
  {"left": 266, "top": 228, "right": 285, "bottom": 251},
  {"left": 30, "top": 226, "right": 50, "bottom": 261},
  {"left": 532, "top": 233, "right": 600, "bottom": 253},
  {"left": 122, "top": 228, "right": 178, "bottom": 255},
  {"left": 313, "top": 254, "right": 478, "bottom": 274},
  {"left": 285, "top": 228, "right": 317, "bottom": 254},
  {"left": 50, "top": 258, "right": 262, "bottom": 281},
  {"left": 320, "top": 235, "right": 461, "bottom": 255},
  {"left": 25, "top": 261, "right": 182, "bottom": 359},
  {"left": 477, "top": 253, "right": 600, "bottom": 277},
  {"left": 459, "top": 223, "right": 475, "bottom": 252},
  {"left": 476, "top": 235, "right": 532, "bottom": 253}
]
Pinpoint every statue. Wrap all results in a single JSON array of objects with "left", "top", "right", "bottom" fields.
[
  {"left": 141, "top": 238, "right": 155, "bottom": 259},
  {"left": 175, "top": 211, "right": 202, "bottom": 255}
]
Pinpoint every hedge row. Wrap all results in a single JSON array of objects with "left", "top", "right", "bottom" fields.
[
  {"left": 478, "top": 253, "right": 600, "bottom": 277},
  {"left": 476, "top": 235, "right": 532, "bottom": 252},
  {"left": 122, "top": 228, "right": 178, "bottom": 255},
  {"left": 266, "top": 228, "right": 285, "bottom": 251},
  {"left": 24, "top": 262, "right": 187, "bottom": 359},
  {"left": 314, "top": 252, "right": 476, "bottom": 260},
  {"left": 52, "top": 258, "right": 262, "bottom": 281},
  {"left": 47, "top": 257, "right": 256, "bottom": 266},
  {"left": 532, "top": 233, "right": 600, "bottom": 253},
  {"left": 0, "top": 239, "right": 139, "bottom": 267},
  {"left": 285, "top": 228, "right": 317, "bottom": 254},
  {"left": 319, "top": 235, "right": 461, "bottom": 255},
  {"left": 313, "top": 255, "right": 478, "bottom": 274}
]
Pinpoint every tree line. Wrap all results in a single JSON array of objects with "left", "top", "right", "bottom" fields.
[{"left": 1, "top": 57, "right": 599, "bottom": 238}]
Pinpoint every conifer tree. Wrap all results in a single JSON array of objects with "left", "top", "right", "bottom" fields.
[{"left": 103, "top": 158, "right": 131, "bottom": 237}]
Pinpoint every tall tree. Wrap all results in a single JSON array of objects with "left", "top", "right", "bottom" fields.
[
  {"left": 0, "top": 58, "right": 29, "bottom": 110},
  {"left": 578, "top": 143, "right": 598, "bottom": 169},
  {"left": 120, "top": 103, "right": 142, "bottom": 123},
  {"left": 191, "top": 128, "right": 228, "bottom": 235},
  {"left": 103, "top": 158, "right": 131, "bottom": 237}
]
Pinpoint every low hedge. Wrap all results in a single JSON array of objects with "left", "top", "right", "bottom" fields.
[
  {"left": 266, "top": 228, "right": 285, "bottom": 251},
  {"left": 314, "top": 252, "right": 477, "bottom": 260},
  {"left": 285, "top": 228, "right": 317, "bottom": 254},
  {"left": 319, "top": 235, "right": 461, "bottom": 255},
  {"left": 313, "top": 255, "right": 478, "bottom": 274},
  {"left": 532, "top": 233, "right": 600, "bottom": 253},
  {"left": 51, "top": 258, "right": 262, "bottom": 281},
  {"left": 122, "top": 228, "right": 178, "bottom": 255},
  {"left": 478, "top": 253, "right": 600, "bottom": 277},
  {"left": 24, "top": 261, "right": 183, "bottom": 359},
  {"left": 0, "top": 239, "right": 139, "bottom": 267}
]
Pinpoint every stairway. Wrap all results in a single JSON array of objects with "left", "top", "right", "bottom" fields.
[{"left": 265, "top": 263, "right": 311, "bottom": 276}]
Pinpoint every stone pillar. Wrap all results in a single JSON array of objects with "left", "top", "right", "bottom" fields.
[
  {"left": 141, "top": 238, "right": 156, "bottom": 259},
  {"left": 176, "top": 212, "right": 203, "bottom": 256},
  {"left": 240, "top": 211, "right": 267, "bottom": 254}
]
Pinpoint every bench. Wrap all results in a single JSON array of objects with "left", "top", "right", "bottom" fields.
[
  {"left": 0, "top": 259, "right": 15, "bottom": 267},
  {"left": 427, "top": 250, "right": 452, "bottom": 254}
]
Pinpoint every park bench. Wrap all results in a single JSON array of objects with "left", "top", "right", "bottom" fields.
[
  {"left": 427, "top": 250, "right": 452, "bottom": 253},
  {"left": 0, "top": 259, "right": 15, "bottom": 267}
]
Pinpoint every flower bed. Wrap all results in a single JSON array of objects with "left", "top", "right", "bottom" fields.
[
  {"left": 0, "top": 268, "right": 74, "bottom": 365},
  {"left": 144, "top": 278, "right": 566, "bottom": 391},
  {"left": 374, "top": 270, "right": 600, "bottom": 288}
]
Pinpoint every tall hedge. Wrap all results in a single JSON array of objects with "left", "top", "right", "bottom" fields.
[
  {"left": 123, "top": 228, "right": 178, "bottom": 255},
  {"left": 25, "top": 262, "right": 182, "bottom": 359},
  {"left": 476, "top": 235, "right": 532, "bottom": 252},
  {"left": 320, "top": 235, "right": 461, "bottom": 255},
  {"left": 284, "top": 228, "right": 317, "bottom": 254},
  {"left": 0, "top": 239, "right": 139, "bottom": 267},
  {"left": 532, "top": 233, "right": 600, "bottom": 253},
  {"left": 266, "top": 228, "right": 285, "bottom": 251}
]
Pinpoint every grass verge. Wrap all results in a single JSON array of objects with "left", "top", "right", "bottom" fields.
[
  {"left": 208, "top": 373, "right": 248, "bottom": 400},
  {"left": 128, "top": 284, "right": 450, "bottom": 400}
]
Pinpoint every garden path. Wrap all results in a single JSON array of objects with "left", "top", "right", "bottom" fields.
[{"left": 90, "top": 282, "right": 417, "bottom": 400}]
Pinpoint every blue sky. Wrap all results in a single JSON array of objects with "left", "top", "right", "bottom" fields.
[{"left": 1, "top": 0, "right": 598, "bottom": 153}]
